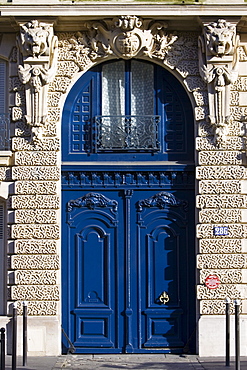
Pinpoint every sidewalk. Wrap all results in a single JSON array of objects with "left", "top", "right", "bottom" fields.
[{"left": 4, "top": 354, "right": 247, "bottom": 370}]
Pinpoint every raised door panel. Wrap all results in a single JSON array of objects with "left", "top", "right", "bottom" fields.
[
  {"left": 65, "top": 192, "right": 120, "bottom": 349},
  {"left": 135, "top": 191, "right": 190, "bottom": 349}
]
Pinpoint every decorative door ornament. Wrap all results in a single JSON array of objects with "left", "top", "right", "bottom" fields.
[
  {"left": 198, "top": 19, "right": 240, "bottom": 144},
  {"left": 159, "top": 291, "right": 170, "bottom": 304},
  {"left": 17, "top": 20, "right": 58, "bottom": 141}
]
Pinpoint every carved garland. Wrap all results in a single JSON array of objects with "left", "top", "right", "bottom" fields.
[
  {"left": 137, "top": 191, "right": 187, "bottom": 211},
  {"left": 67, "top": 192, "right": 118, "bottom": 212}
]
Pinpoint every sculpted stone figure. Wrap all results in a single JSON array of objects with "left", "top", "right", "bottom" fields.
[
  {"left": 17, "top": 20, "right": 58, "bottom": 141},
  {"left": 18, "top": 20, "right": 51, "bottom": 57},
  {"left": 199, "top": 19, "right": 239, "bottom": 143},
  {"left": 205, "top": 19, "right": 236, "bottom": 57}
]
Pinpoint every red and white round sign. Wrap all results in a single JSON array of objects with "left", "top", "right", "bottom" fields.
[{"left": 205, "top": 275, "right": 220, "bottom": 289}]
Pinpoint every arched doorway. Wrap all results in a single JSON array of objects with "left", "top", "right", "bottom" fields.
[{"left": 61, "top": 59, "right": 196, "bottom": 354}]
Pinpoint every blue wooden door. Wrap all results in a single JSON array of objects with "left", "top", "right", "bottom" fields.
[{"left": 62, "top": 60, "right": 195, "bottom": 354}]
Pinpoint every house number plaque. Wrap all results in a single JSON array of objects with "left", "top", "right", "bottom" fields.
[{"left": 213, "top": 226, "right": 229, "bottom": 236}]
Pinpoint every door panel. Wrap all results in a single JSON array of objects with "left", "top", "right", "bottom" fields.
[
  {"left": 64, "top": 192, "right": 122, "bottom": 350},
  {"left": 62, "top": 186, "right": 195, "bottom": 353}
]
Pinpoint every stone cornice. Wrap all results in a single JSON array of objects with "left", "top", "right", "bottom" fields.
[{"left": 0, "top": 4, "right": 247, "bottom": 18}]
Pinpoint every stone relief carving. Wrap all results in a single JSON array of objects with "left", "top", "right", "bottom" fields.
[
  {"left": 17, "top": 20, "right": 58, "bottom": 142},
  {"left": 16, "top": 301, "right": 57, "bottom": 316},
  {"left": 196, "top": 137, "right": 245, "bottom": 151},
  {"left": 233, "top": 76, "right": 247, "bottom": 91},
  {"left": 11, "top": 285, "right": 59, "bottom": 301},
  {"left": 197, "top": 285, "right": 241, "bottom": 300},
  {"left": 197, "top": 254, "right": 246, "bottom": 269},
  {"left": 0, "top": 168, "right": 9, "bottom": 181},
  {"left": 11, "top": 224, "right": 59, "bottom": 239},
  {"left": 70, "top": 16, "right": 178, "bottom": 62},
  {"left": 199, "top": 209, "right": 242, "bottom": 224},
  {"left": 11, "top": 255, "right": 59, "bottom": 270},
  {"left": 12, "top": 137, "right": 59, "bottom": 152},
  {"left": 199, "top": 19, "right": 240, "bottom": 143},
  {"left": 200, "top": 300, "right": 240, "bottom": 315},
  {"left": 197, "top": 194, "right": 247, "bottom": 209},
  {"left": 231, "top": 91, "right": 239, "bottom": 106},
  {"left": 14, "top": 151, "right": 57, "bottom": 166},
  {"left": 198, "top": 151, "right": 243, "bottom": 166},
  {"left": 11, "top": 195, "right": 59, "bottom": 209},
  {"left": 15, "top": 240, "right": 57, "bottom": 254},
  {"left": 199, "top": 180, "right": 242, "bottom": 194},
  {"left": 12, "top": 167, "right": 60, "bottom": 181},
  {"left": 15, "top": 210, "right": 57, "bottom": 224},
  {"left": 15, "top": 181, "right": 57, "bottom": 195},
  {"left": 199, "top": 239, "right": 242, "bottom": 254},
  {"left": 196, "top": 166, "right": 247, "bottom": 180},
  {"left": 15, "top": 270, "right": 57, "bottom": 285}
]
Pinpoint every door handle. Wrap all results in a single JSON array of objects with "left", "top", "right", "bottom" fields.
[{"left": 159, "top": 291, "right": 169, "bottom": 304}]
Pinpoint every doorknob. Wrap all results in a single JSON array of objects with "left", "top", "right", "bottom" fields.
[{"left": 159, "top": 291, "right": 169, "bottom": 304}]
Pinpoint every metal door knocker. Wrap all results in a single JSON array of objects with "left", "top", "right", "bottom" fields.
[{"left": 159, "top": 291, "right": 169, "bottom": 304}]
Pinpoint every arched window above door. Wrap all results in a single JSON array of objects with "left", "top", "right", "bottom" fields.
[{"left": 62, "top": 59, "right": 194, "bottom": 163}]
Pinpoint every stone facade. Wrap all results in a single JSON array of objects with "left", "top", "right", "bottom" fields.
[{"left": 0, "top": 1, "right": 247, "bottom": 357}]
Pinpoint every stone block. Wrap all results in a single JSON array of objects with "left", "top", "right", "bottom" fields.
[
  {"left": 196, "top": 166, "right": 247, "bottom": 180},
  {"left": 15, "top": 209, "right": 57, "bottom": 224},
  {"left": 197, "top": 254, "right": 246, "bottom": 269},
  {"left": 12, "top": 166, "right": 60, "bottom": 181},
  {"left": 11, "top": 224, "right": 59, "bottom": 239},
  {"left": 11, "top": 285, "right": 59, "bottom": 301},
  {"left": 199, "top": 239, "right": 242, "bottom": 254},
  {"left": 14, "top": 240, "right": 57, "bottom": 254},
  {"left": 14, "top": 152, "right": 57, "bottom": 166},
  {"left": 15, "top": 181, "right": 57, "bottom": 195},
  {"left": 196, "top": 194, "right": 247, "bottom": 209},
  {"left": 198, "top": 151, "right": 244, "bottom": 166},
  {"left": 11, "top": 255, "right": 59, "bottom": 270},
  {"left": 11, "top": 195, "right": 59, "bottom": 209}
]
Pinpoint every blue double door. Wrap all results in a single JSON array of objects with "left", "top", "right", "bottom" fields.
[
  {"left": 62, "top": 179, "right": 195, "bottom": 353},
  {"left": 62, "top": 59, "right": 195, "bottom": 353}
]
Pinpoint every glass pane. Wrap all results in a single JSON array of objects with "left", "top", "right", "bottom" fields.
[
  {"left": 99, "top": 60, "right": 158, "bottom": 151},
  {"left": 102, "top": 61, "right": 125, "bottom": 116},
  {"left": 131, "top": 60, "right": 154, "bottom": 115}
]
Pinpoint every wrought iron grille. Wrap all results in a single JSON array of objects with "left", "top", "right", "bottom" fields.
[
  {"left": 95, "top": 115, "right": 160, "bottom": 152},
  {"left": 0, "top": 114, "right": 9, "bottom": 150}
]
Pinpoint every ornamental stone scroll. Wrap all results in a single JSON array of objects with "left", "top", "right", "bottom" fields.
[
  {"left": 17, "top": 20, "right": 58, "bottom": 142},
  {"left": 198, "top": 19, "right": 240, "bottom": 144},
  {"left": 72, "top": 15, "right": 178, "bottom": 62}
]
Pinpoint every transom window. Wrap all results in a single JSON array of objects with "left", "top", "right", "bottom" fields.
[
  {"left": 62, "top": 59, "right": 194, "bottom": 162},
  {"left": 97, "top": 60, "right": 159, "bottom": 151}
]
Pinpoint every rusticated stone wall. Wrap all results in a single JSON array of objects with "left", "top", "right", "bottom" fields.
[
  {"left": 7, "top": 36, "right": 61, "bottom": 315},
  {"left": 196, "top": 44, "right": 247, "bottom": 315}
]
